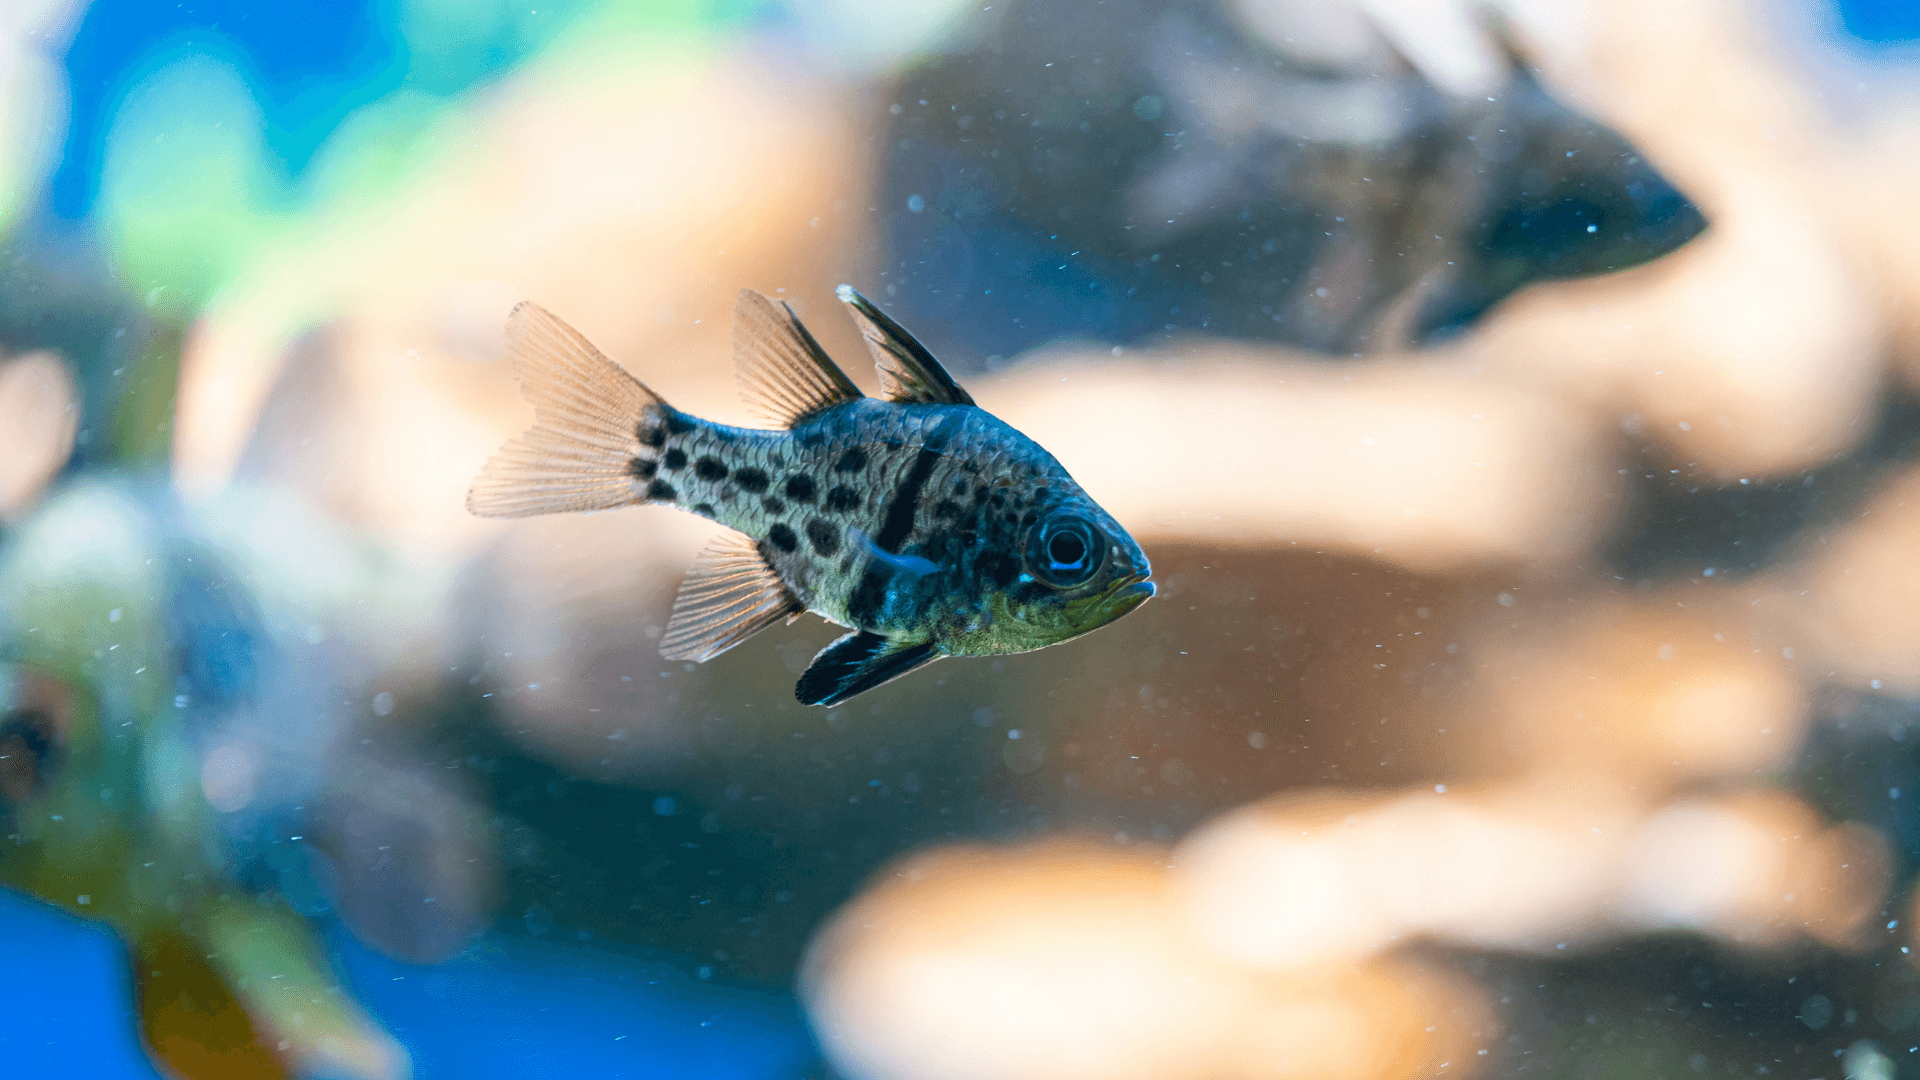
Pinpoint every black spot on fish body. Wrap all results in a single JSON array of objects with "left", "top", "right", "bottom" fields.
[
  {"left": 825, "top": 486, "right": 861, "bottom": 512},
  {"left": 695, "top": 457, "right": 729, "bottom": 481},
  {"left": 734, "top": 467, "right": 770, "bottom": 493},
  {"left": 834, "top": 448, "right": 868, "bottom": 474},
  {"left": 800, "top": 431, "right": 828, "bottom": 450},
  {"left": 806, "top": 519, "right": 840, "bottom": 556},
  {"left": 648, "top": 479, "right": 677, "bottom": 501},
  {"left": 694, "top": 503, "right": 716, "bottom": 517},
  {"left": 974, "top": 484, "right": 990, "bottom": 503},
  {"left": 1004, "top": 512, "right": 1018, "bottom": 525},
  {"left": 933, "top": 499, "right": 962, "bottom": 520},
  {"left": 664, "top": 448, "right": 688, "bottom": 470},
  {"left": 639, "top": 425, "right": 666, "bottom": 448},
  {"left": 762, "top": 496, "right": 787, "bottom": 515},
  {"left": 665, "top": 414, "right": 697, "bottom": 436},
  {"left": 785, "top": 475, "right": 816, "bottom": 502},
  {"left": 952, "top": 478, "right": 967, "bottom": 495},
  {"left": 627, "top": 457, "right": 657, "bottom": 480},
  {"left": 979, "top": 550, "right": 1018, "bottom": 589},
  {"left": 769, "top": 523, "right": 798, "bottom": 552}
]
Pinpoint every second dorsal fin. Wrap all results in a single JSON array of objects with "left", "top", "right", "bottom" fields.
[
  {"left": 835, "top": 284, "right": 974, "bottom": 406},
  {"left": 733, "top": 289, "right": 864, "bottom": 428}
]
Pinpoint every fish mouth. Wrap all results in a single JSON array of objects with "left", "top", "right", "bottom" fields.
[{"left": 1097, "top": 573, "right": 1155, "bottom": 618}]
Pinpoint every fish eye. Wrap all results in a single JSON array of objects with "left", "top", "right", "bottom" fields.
[
  {"left": 0, "top": 708, "right": 58, "bottom": 805},
  {"left": 1028, "top": 513, "right": 1106, "bottom": 588}
]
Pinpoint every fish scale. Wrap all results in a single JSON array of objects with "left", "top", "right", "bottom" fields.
[{"left": 468, "top": 286, "right": 1153, "bottom": 706}]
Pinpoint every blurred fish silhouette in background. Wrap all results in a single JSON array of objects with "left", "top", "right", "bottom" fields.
[
  {"left": 0, "top": 482, "right": 431, "bottom": 1080},
  {"left": 875, "top": 0, "right": 1706, "bottom": 362},
  {"left": 466, "top": 289, "right": 1154, "bottom": 706}
]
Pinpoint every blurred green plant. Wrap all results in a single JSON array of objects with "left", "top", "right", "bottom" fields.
[{"left": 94, "top": 0, "right": 756, "bottom": 317}]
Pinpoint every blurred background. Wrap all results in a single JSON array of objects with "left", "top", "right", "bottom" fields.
[{"left": 4, "top": 0, "right": 1920, "bottom": 1077}]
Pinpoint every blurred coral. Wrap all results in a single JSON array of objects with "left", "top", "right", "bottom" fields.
[
  {"left": 0, "top": 351, "right": 77, "bottom": 519},
  {"left": 804, "top": 839, "right": 1494, "bottom": 1080},
  {"left": 0, "top": 0, "right": 79, "bottom": 233}
]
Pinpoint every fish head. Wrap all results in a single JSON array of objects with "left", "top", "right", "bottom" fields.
[{"left": 968, "top": 487, "right": 1153, "bottom": 653}]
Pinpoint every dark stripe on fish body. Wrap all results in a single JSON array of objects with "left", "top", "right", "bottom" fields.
[
  {"left": 875, "top": 412, "right": 964, "bottom": 552},
  {"left": 695, "top": 457, "right": 728, "bottom": 481},
  {"left": 735, "top": 468, "right": 770, "bottom": 493},
  {"left": 848, "top": 567, "right": 888, "bottom": 626},
  {"left": 769, "top": 523, "right": 798, "bottom": 552},
  {"left": 846, "top": 412, "right": 966, "bottom": 627}
]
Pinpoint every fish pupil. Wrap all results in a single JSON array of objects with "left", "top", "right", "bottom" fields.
[{"left": 1047, "top": 531, "right": 1088, "bottom": 570}]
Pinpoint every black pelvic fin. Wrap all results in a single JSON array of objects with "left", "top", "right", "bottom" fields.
[{"left": 794, "top": 630, "right": 940, "bottom": 706}]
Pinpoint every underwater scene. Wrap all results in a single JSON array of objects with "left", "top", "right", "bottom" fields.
[{"left": 5, "top": 0, "right": 1920, "bottom": 1077}]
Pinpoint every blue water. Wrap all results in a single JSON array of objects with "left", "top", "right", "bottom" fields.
[
  {"left": 51, "top": 0, "right": 402, "bottom": 219},
  {"left": 0, "top": 889, "right": 815, "bottom": 1078},
  {"left": 1838, "top": 0, "right": 1920, "bottom": 43}
]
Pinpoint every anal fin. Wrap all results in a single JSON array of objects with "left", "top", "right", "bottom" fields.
[
  {"left": 660, "top": 529, "right": 804, "bottom": 662},
  {"left": 795, "top": 630, "right": 940, "bottom": 706}
]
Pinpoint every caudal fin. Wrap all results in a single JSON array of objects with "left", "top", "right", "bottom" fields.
[{"left": 467, "top": 302, "right": 668, "bottom": 518}]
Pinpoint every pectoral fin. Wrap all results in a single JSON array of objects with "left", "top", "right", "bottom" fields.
[{"left": 795, "top": 630, "right": 940, "bottom": 706}]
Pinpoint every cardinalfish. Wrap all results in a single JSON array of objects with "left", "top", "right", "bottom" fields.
[{"left": 468, "top": 286, "right": 1154, "bottom": 705}]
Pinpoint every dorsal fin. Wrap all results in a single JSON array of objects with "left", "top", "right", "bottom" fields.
[
  {"left": 733, "top": 289, "right": 863, "bottom": 428},
  {"left": 659, "top": 528, "right": 804, "bottom": 662},
  {"left": 835, "top": 284, "right": 974, "bottom": 406}
]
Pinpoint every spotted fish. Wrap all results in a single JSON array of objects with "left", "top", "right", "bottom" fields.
[{"left": 467, "top": 286, "right": 1154, "bottom": 706}]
